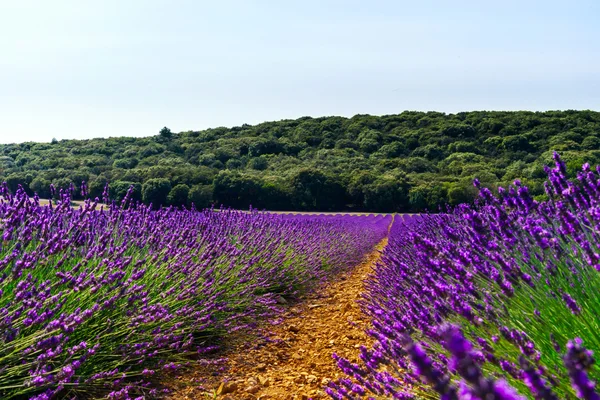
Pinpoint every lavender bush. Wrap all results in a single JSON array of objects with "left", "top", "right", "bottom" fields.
[
  {"left": 331, "top": 153, "right": 600, "bottom": 399},
  {"left": 0, "top": 185, "right": 390, "bottom": 399}
]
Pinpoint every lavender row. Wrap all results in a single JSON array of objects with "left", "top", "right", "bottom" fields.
[
  {"left": 0, "top": 185, "right": 390, "bottom": 399},
  {"left": 331, "top": 153, "right": 600, "bottom": 399}
]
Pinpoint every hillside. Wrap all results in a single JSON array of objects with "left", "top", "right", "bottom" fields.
[{"left": 1, "top": 110, "right": 599, "bottom": 212}]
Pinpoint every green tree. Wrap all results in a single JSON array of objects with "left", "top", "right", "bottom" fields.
[
  {"left": 409, "top": 184, "right": 448, "bottom": 212},
  {"left": 30, "top": 177, "right": 51, "bottom": 199},
  {"left": 408, "top": 186, "right": 427, "bottom": 211},
  {"left": 167, "top": 184, "right": 190, "bottom": 207},
  {"left": 6, "top": 173, "right": 31, "bottom": 195},
  {"left": 363, "top": 176, "right": 410, "bottom": 212},
  {"left": 248, "top": 157, "right": 268, "bottom": 171},
  {"left": 225, "top": 159, "right": 243, "bottom": 169},
  {"left": 142, "top": 178, "right": 172, "bottom": 208},
  {"left": 290, "top": 169, "right": 347, "bottom": 211},
  {"left": 347, "top": 171, "right": 376, "bottom": 210},
  {"left": 88, "top": 177, "right": 108, "bottom": 200},
  {"left": 111, "top": 181, "right": 142, "bottom": 203},
  {"left": 256, "top": 181, "right": 291, "bottom": 210},
  {"left": 290, "top": 169, "right": 327, "bottom": 210},
  {"left": 188, "top": 184, "right": 213, "bottom": 209},
  {"left": 447, "top": 181, "right": 477, "bottom": 206},
  {"left": 113, "top": 158, "right": 138, "bottom": 169},
  {"left": 213, "top": 172, "right": 261, "bottom": 209},
  {"left": 502, "top": 135, "right": 532, "bottom": 152},
  {"left": 159, "top": 127, "right": 172, "bottom": 139},
  {"left": 582, "top": 136, "right": 600, "bottom": 150}
]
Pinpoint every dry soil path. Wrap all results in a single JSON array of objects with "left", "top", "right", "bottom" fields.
[{"left": 168, "top": 238, "right": 388, "bottom": 400}]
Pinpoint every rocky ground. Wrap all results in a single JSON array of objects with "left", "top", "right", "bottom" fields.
[{"left": 167, "top": 238, "right": 387, "bottom": 400}]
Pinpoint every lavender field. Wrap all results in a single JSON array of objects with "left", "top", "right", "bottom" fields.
[
  {"left": 330, "top": 154, "right": 600, "bottom": 399},
  {"left": 4, "top": 153, "right": 600, "bottom": 400},
  {"left": 0, "top": 184, "right": 390, "bottom": 399}
]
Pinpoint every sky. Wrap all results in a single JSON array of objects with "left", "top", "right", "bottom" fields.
[{"left": 1, "top": 0, "right": 599, "bottom": 144}]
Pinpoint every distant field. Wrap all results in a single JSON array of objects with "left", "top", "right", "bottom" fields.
[
  {"left": 30, "top": 199, "right": 395, "bottom": 215},
  {"left": 36, "top": 198, "right": 100, "bottom": 207},
  {"left": 249, "top": 210, "right": 393, "bottom": 216}
]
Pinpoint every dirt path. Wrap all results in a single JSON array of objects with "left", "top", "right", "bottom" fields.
[{"left": 168, "top": 238, "right": 388, "bottom": 400}]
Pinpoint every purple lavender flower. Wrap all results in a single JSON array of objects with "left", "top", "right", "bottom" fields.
[
  {"left": 519, "top": 356, "right": 558, "bottom": 400},
  {"left": 406, "top": 340, "right": 458, "bottom": 399},
  {"left": 562, "top": 292, "right": 582, "bottom": 315},
  {"left": 564, "top": 338, "right": 600, "bottom": 400}
]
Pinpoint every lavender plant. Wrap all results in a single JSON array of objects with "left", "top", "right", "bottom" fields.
[
  {"left": 0, "top": 184, "right": 390, "bottom": 399},
  {"left": 331, "top": 153, "right": 600, "bottom": 399}
]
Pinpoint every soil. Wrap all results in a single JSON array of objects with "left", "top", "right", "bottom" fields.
[{"left": 167, "top": 238, "right": 387, "bottom": 400}]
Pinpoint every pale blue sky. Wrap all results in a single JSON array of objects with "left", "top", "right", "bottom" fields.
[{"left": 1, "top": 0, "right": 598, "bottom": 144}]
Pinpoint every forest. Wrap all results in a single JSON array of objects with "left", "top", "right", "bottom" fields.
[{"left": 1, "top": 110, "right": 599, "bottom": 212}]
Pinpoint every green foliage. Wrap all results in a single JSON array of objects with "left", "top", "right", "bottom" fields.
[
  {"left": 502, "top": 135, "right": 532, "bottom": 152},
  {"left": 408, "top": 183, "right": 448, "bottom": 212},
  {"left": 248, "top": 156, "right": 268, "bottom": 171},
  {"left": 167, "top": 184, "right": 190, "bottom": 207},
  {"left": 159, "top": 126, "right": 172, "bottom": 139},
  {"left": 447, "top": 181, "right": 478, "bottom": 206},
  {"left": 29, "top": 177, "right": 51, "bottom": 199},
  {"left": 111, "top": 181, "right": 142, "bottom": 203},
  {"left": 142, "top": 178, "right": 172, "bottom": 208},
  {"left": 113, "top": 158, "right": 138, "bottom": 169},
  {"left": 582, "top": 136, "right": 600, "bottom": 150},
  {"left": 213, "top": 171, "right": 261, "bottom": 209},
  {"left": 290, "top": 168, "right": 346, "bottom": 211},
  {"left": 2, "top": 111, "right": 600, "bottom": 211},
  {"left": 188, "top": 184, "right": 213, "bottom": 209},
  {"left": 363, "top": 175, "right": 410, "bottom": 212}
]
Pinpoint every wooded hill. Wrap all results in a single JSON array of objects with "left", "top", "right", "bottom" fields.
[{"left": 1, "top": 110, "right": 599, "bottom": 212}]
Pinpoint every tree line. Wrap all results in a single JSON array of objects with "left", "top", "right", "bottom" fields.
[{"left": 1, "top": 110, "right": 599, "bottom": 212}]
